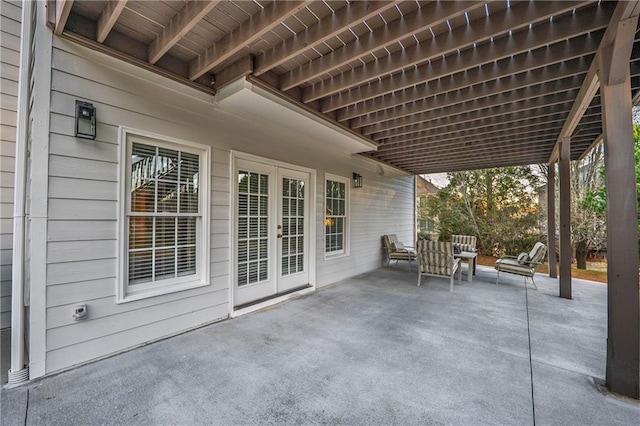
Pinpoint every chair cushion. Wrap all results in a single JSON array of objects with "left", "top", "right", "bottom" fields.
[
  {"left": 528, "top": 242, "right": 547, "bottom": 264},
  {"left": 495, "top": 259, "right": 534, "bottom": 276},
  {"left": 392, "top": 242, "right": 404, "bottom": 250},
  {"left": 517, "top": 252, "right": 529, "bottom": 265},
  {"left": 417, "top": 240, "right": 454, "bottom": 275}
]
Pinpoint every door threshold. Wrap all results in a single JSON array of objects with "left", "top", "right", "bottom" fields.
[{"left": 232, "top": 284, "right": 314, "bottom": 317}]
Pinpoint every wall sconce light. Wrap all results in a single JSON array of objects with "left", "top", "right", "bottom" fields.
[
  {"left": 353, "top": 172, "right": 363, "bottom": 188},
  {"left": 75, "top": 100, "right": 96, "bottom": 140}
]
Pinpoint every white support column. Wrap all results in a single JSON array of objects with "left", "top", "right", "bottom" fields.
[{"left": 598, "top": 15, "right": 640, "bottom": 399}]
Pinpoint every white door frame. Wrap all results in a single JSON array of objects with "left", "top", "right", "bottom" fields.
[{"left": 229, "top": 151, "right": 316, "bottom": 316}]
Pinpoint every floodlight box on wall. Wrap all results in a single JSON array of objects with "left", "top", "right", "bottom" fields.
[{"left": 75, "top": 100, "right": 96, "bottom": 140}]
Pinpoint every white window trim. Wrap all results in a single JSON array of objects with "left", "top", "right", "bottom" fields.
[
  {"left": 117, "top": 127, "right": 211, "bottom": 303},
  {"left": 324, "top": 173, "right": 350, "bottom": 260}
]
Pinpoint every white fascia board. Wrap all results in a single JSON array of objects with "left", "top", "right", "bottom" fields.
[{"left": 215, "top": 77, "right": 378, "bottom": 154}]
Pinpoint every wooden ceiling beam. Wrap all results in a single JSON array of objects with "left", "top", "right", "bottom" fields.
[
  {"left": 254, "top": 1, "right": 398, "bottom": 76},
  {"left": 54, "top": 0, "right": 74, "bottom": 35},
  {"left": 372, "top": 109, "right": 584, "bottom": 142},
  {"left": 362, "top": 88, "right": 580, "bottom": 141},
  {"left": 372, "top": 114, "right": 566, "bottom": 141},
  {"left": 390, "top": 150, "right": 552, "bottom": 169},
  {"left": 189, "top": 0, "right": 313, "bottom": 80},
  {"left": 405, "top": 155, "right": 550, "bottom": 174},
  {"left": 383, "top": 147, "right": 551, "bottom": 168},
  {"left": 321, "top": 3, "right": 613, "bottom": 112},
  {"left": 365, "top": 102, "right": 583, "bottom": 142},
  {"left": 303, "top": 1, "right": 587, "bottom": 103},
  {"left": 373, "top": 102, "right": 575, "bottom": 144},
  {"left": 148, "top": 0, "right": 221, "bottom": 65},
  {"left": 383, "top": 143, "right": 557, "bottom": 166},
  {"left": 392, "top": 155, "right": 552, "bottom": 175},
  {"left": 344, "top": 51, "right": 594, "bottom": 125},
  {"left": 549, "top": 0, "right": 640, "bottom": 162},
  {"left": 279, "top": 1, "right": 481, "bottom": 91},
  {"left": 377, "top": 123, "right": 562, "bottom": 156},
  {"left": 382, "top": 124, "right": 603, "bottom": 161},
  {"left": 96, "top": 0, "right": 128, "bottom": 43},
  {"left": 362, "top": 73, "right": 585, "bottom": 136}
]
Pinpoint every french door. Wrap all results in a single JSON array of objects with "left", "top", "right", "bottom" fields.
[{"left": 234, "top": 158, "right": 311, "bottom": 306}]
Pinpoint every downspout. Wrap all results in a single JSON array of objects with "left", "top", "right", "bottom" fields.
[{"left": 8, "top": 0, "right": 35, "bottom": 385}]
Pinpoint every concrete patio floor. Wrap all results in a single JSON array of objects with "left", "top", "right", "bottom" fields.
[{"left": 1, "top": 265, "right": 639, "bottom": 425}]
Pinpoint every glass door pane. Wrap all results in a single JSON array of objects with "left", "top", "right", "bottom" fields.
[
  {"left": 281, "top": 177, "right": 305, "bottom": 276},
  {"left": 237, "top": 170, "right": 269, "bottom": 286}
]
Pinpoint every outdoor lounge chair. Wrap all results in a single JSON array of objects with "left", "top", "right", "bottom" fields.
[
  {"left": 451, "top": 234, "right": 477, "bottom": 253},
  {"left": 495, "top": 242, "right": 547, "bottom": 289},
  {"left": 417, "top": 240, "right": 462, "bottom": 292},
  {"left": 451, "top": 234, "right": 478, "bottom": 274},
  {"left": 382, "top": 234, "right": 416, "bottom": 269}
]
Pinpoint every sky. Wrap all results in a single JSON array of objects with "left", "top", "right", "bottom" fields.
[{"left": 421, "top": 173, "right": 449, "bottom": 189}]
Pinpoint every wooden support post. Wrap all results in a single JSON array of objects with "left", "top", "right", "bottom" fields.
[
  {"left": 558, "top": 137, "right": 572, "bottom": 299},
  {"left": 598, "top": 17, "right": 640, "bottom": 398},
  {"left": 547, "top": 162, "right": 558, "bottom": 278}
]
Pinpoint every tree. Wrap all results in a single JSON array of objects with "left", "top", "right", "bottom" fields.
[
  {"left": 583, "top": 124, "right": 640, "bottom": 236},
  {"left": 570, "top": 143, "right": 607, "bottom": 269},
  {"left": 426, "top": 167, "right": 541, "bottom": 256}
]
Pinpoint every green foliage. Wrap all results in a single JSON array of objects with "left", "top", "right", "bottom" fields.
[
  {"left": 584, "top": 125, "right": 640, "bottom": 233},
  {"left": 426, "top": 167, "right": 542, "bottom": 256}
]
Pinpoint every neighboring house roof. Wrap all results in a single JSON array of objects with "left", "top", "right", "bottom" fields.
[{"left": 417, "top": 176, "right": 440, "bottom": 196}]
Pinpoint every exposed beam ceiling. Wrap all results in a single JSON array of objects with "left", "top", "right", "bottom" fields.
[
  {"left": 148, "top": 0, "right": 221, "bottom": 64},
  {"left": 54, "top": 0, "right": 640, "bottom": 174}
]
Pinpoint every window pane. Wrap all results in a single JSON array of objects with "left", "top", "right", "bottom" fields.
[
  {"left": 177, "top": 217, "right": 196, "bottom": 246},
  {"left": 179, "top": 179, "right": 199, "bottom": 214},
  {"left": 260, "top": 239, "right": 268, "bottom": 260},
  {"left": 325, "top": 179, "right": 347, "bottom": 254},
  {"left": 238, "top": 240, "right": 248, "bottom": 262},
  {"left": 156, "top": 217, "right": 176, "bottom": 248},
  {"left": 131, "top": 143, "right": 156, "bottom": 213},
  {"left": 260, "top": 175, "right": 268, "bottom": 195},
  {"left": 239, "top": 171, "right": 249, "bottom": 193},
  {"left": 155, "top": 248, "right": 176, "bottom": 280},
  {"left": 238, "top": 263, "right": 248, "bottom": 286},
  {"left": 177, "top": 246, "right": 196, "bottom": 277},
  {"left": 238, "top": 194, "right": 248, "bottom": 216},
  {"left": 157, "top": 148, "right": 179, "bottom": 182},
  {"left": 250, "top": 172, "right": 258, "bottom": 194},
  {"left": 180, "top": 152, "right": 199, "bottom": 183},
  {"left": 238, "top": 217, "right": 248, "bottom": 240},
  {"left": 157, "top": 180, "right": 178, "bottom": 213},
  {"left": 129, "top": 250, "right": 152, "bottom": 284},
  {"left": 259, "top": 260, "right": 268, "bottom": 281},
  {"left": 128, "top": 139, "right": 203, "bottom": 288},
  {"left": 129, "top": 217, "right": 152, "bottom": 250}
]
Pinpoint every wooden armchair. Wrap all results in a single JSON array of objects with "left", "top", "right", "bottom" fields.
[
  {"left": 495, "top": 242, "right": 547, "bottom": 289},
  {"left": 417, "top": 240, "right": 461, "bottom": 292},
  {"left": 382, "top": 234, "right": 416, "bottom": 269}
]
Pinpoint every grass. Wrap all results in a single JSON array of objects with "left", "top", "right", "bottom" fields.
[{"left": 476, "top": 255, "right": 608, "bottom": 284}]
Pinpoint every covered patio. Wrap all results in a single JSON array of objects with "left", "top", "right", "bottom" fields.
[
  {"left": 3, "top": 0, "right": 638, "bottom": 403},
  {"left": 2, "top": 266, "right": 638, "bottom": 424}
]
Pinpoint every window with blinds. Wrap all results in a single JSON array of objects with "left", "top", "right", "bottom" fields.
[
  {"left": 119, "top": 129, "right": 210, "bottom": 302},
  {"left": 325, "top": 175, "right": 349, "bottom": 256}
]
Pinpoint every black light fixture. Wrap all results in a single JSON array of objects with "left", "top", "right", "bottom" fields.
[
  {"left": 353, "top": 172, "right": 363, "bottom": 188},
  {"left": 75, "top": 100, "right": 96, "bottom": 140}
]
